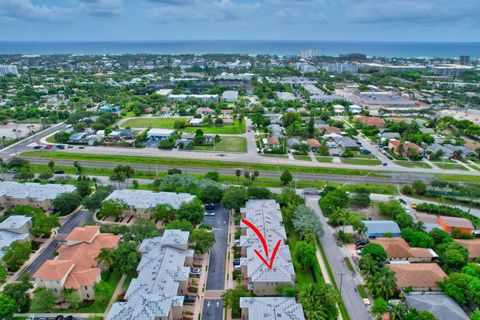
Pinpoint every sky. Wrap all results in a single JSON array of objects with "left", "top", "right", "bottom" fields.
[{"left": 0, "top": 0, "right": 479, "bottom": 42}]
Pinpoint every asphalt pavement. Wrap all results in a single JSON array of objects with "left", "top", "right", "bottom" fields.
[
  {"left": 203, "top": 204, "right": 229, "bottom": 290},
  {"left": 201, "top": 299, "right": 224, "bottom": 320},
  {"left": 18, "top": 210, "right": 93, "bottom": 280},
  {"left": 306, "top": 196, "right": 371, "bottom": 320}
]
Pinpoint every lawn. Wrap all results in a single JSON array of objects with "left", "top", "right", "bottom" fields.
[
  {"left": 194, "top": 137, "right": 247, "bottom": 153},
  {"left": 30, "top": 272, "right": 122, "bottom": 314},
  {"left": 394, "top": 160, "right": 432, "bottom": 169},
  {"left": 341, "top": 183, "right": 398, "bottom": 195},
  {"left": 16, "top": 151, "right": 399, "bottom": 178},
  {"left": 46, "top": 135, "right": 57, "bottom": 143},
  {"left": 293, "top": 155, "right": 312, "bottom": 161},
  {"left": 341, "top": 158, "right": 382, "bottom": 166},
  {"left": 434, "top": 162, "right": 468, "bottom": 171},
  {"left": 316, "top": 156, "right": 334, "bottom": 163},
  {"left": 121, "top": 117, "right": 246, "bottom": 134}
]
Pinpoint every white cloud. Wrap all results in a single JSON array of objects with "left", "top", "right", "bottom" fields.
[
  {"left": 0, "top": 0, "right": 124, "bottom": 22},
  {"left": 146, "top": 0, "right": 260, "bottom": 23},
  {"left": 346, "top": 0, "right": 480, "bottom": 25}
]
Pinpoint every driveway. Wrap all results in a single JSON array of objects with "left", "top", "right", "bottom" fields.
[
  {"left": 306, "top": 196, "right": 371, "bottom": 320},
  {"left": 19, "top": 210, "right": 93, "bottom": 279},
  {"left": 202, "top": 299, "right": 224, "bottom": 320},
  {"left": 203, "top": 204, "right": 229, "bottom": 290}
]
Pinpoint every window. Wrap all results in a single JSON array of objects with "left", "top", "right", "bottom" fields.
[
  {"left": 87, "top": 294, "right": 90, "bottom": 299},
  {"left": 85, "top": 286, "right": 88, "bottom": 290}
]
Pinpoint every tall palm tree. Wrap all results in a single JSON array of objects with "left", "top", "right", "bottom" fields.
[
  {"left": 96, "top": 248, "right": 115, "bottom": 269},
  {"left": 368, "top": 267, "right": 396, "bottom": 299}
]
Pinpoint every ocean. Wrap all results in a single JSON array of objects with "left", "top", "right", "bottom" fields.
[{"left": 0, "top": 40, "right": 479, "bottom": 58}]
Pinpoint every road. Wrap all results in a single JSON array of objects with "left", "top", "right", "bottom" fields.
[
  {"left": 0, "top": 122, "right": 66, "bottom": 159},
  {"left": 306, "top": 196, "right": 371, "bottom": 320},
  {"left": 19, "top": 210, "right": 93, "bottom": 280},
  {"left": 201, "top": 299, "right": 224, "bottom": 320},
  {"left": 24, "top": 157, "right": 436, "bottom": 185},
  {"left": 203, "top": 204, "right": 229, "bottom": 290}
]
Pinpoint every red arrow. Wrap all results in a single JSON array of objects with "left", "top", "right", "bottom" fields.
[{"left": 242, "top": 218, "right": 282, "bottom": 269}]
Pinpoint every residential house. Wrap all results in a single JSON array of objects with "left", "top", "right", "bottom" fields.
[
  {"left": 0, "top": 181, "right": 76, "bottom": 211},
  {"left": 386, "top": 263, "right": 447, "bottom": 291},
  {"left": 313, "top": 119, "right": 328, "bottom": 130},
  {"left": 415, "top": 213, "right": 442, "bottom": 232},
  {"left": 406, "top": 293, "right": 468, "bottom": 320},
  {"left": 334, "top": 136, "right": 359, "bottom": 150},
  {"left": 324, "top": 126, "right": 342, "bottom": 135},
  {"left": 159, "top": 107, "right": 171, "bottom": 115},
  {"left": 306, "top": 138, "right": 321, "bottom": 151},
  {"left": 349, "top": 105, "right": 362, "bottom": 114},
  {"left": 240, "top": 200, "right": 295, "bottom": 295},
  {"left": 147, "top": 128, "right": 175, "bottom": 141},
  {"left": 428, "top": 143, "right": 453, "bottom": 159},
  {"left": 444, "top": 144, "right": 474, "bottom": 158},
  {"left": 34, "top": 226, "right": 120, "bottom": 300},
  {"left": 240, "top": 297, "right": 305, "bottom": 320},
  {"left": 69, "top": 132, "right": 87, "bottom": 143},
  {"left": 222, "top": 90, "right": 239, "bottom": 103},
  {"left": 370, "top": 238, "right": 437, "bottom": 263},
  {"left": 0, "top": 215, "right": 32, "bottom": 259},
  {"left": 388, "top": 139, "right": 423, "bottom": 157},
  {"left": 276, "top": 92, "right": 296, "bottom": 101},
  {"left": 104, "top": 189, "right": 195, "bottom": 218},
  {"left": 357, "top": 116, "right": 385, "bottom": 128},
  {"left": 287, "top": 138, "right": 300, "bottom": 148},
  {"left": 362, "top": 220, "right": 401, "bottom": 238},
  {"left": 106, "top": 230, "right": 193, "bottom": 320},
  {"left": 266, "top": 137, "right": 281, "bottom": 147},
  {"left": 453, "top": 239, "right": 480, "bottom": 260},
  {"left": 196, "top": 107, "right": 214, "bottom": 115},
  {"left": 438, "top": 216, "right": 474, "bottom": 234},
  {"left": 333, "top": 104, "right": 345, "bottom": 114},
  {"left": 188, "top": 118, "right": 203, "bottom": 127}
]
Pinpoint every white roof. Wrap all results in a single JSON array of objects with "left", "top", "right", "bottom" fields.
[
  {"left": 276, "top": 92, "right": 296, "bottom": 101},
  {"left": 105, "top": 189, "right": 195, "bottom": 210},
  {"left": 106, "top": 230, "right": 194, "bottom": 320},
  {"left": 240, "top": 200, "right": 294, "bottom": 283},
  {"left": 147, "top": 128, "right": 175, "bottom": 136},
  {"left": 240, "top": 297, "right": 305, "bottom": 320},
  {"left": 222, "top": 90, "right": 239, "bottom": 99},
  {"left": 0, "top": 215, "right": 31, "bottom": 231},
  {"left": 0, "top": 181, "right": 76, "bottom": 202}
]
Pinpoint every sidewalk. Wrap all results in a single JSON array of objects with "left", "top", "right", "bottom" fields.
[{"left": 104, "top": 274, "right": 126, "bottom": 316}]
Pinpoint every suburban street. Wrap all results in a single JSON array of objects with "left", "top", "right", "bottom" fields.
[
  {"left": 203, "top": 204, "right": 229, "bottom": 290},
  {"left": 201, "top": 299, "right": 224, "bottom": 320},
  {"left": 18, "top": 209, "right": 93, "bottom": 280},
  {"left": 306, "top": 196, "right": 371, "bottom": 320}
]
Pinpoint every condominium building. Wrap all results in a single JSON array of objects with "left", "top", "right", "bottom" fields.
[
  {"left": 34, "top": 226, "right": 120, "bottom": 300},
  {"left": 104, "top": 190, "right": 195, "bottom": 218},
  {"left": 222, "top": 90, "right": 239, "bottom": 103},
  {"left": 240, "top": 297, "right": 305, "bottom": 320},
  {"left": 0, "top": 215, "right": 32, "bottom": 259},
  {"left": 0, "top": 181, "right": 76, "bottom": 211},
  {"left": 167, "top": 94, "right": 218, "bottom": 103},
  {"left": 106, "top": 230, "right": 194, "bottom": 320},
  {"left": 0, "top": 65, "right": 19, "bottom": 76},
  {"left": 240, "top": 200, "right": 295, "bottom": 295}
]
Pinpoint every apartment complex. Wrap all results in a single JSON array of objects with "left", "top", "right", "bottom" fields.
[
  {"left": 0, "top": 181, "right": 76, "bottom": 211},
  {"left": 34, "top": 226, "right": 120, "bottom": 300},
  {"left": 104, "top": 189, "right": 195, "bottom": 218},
  {"left": 107, "top": 230, "right": 194, "bottom": 320},
  {"left": 0, "top": 65, "right": 19, "bottom": 76},
  {"left": 240, "top": 297, "right": 305, "bottom": 320},
  {"left": 240, "top": 200, "right": 295, "bottom": 295},
  {"left": 0, "top": 215, "right": 32, "bottom": 259}
]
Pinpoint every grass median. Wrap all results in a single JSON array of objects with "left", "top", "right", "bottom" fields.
[{"left": 21, "top": 151, "right": 389, "bottom": 177}]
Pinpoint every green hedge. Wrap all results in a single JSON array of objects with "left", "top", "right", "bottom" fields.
[{"left": 415, "top": 203, "right": 480, "bottom": 227}]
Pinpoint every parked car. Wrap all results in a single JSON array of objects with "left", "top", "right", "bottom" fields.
[
  {"left": 233, "top": 258, "right": 241, "bottom": 266},
  {"left": 54, "top": 170, "right": 65, "bottom": 174},
  {"left": 355, "top": 239, "right": 369, "bottom": 246},
  {"left": 411, "top": 202, "right": 417, "bottom": 209},
  {"left": 204, "top": 203, "right": 216, "bottom": 216},
  {"left": 382, "top": 162, "right": 388, "bottom": 166},
  {"left": 234, "top": 239, "right": 241, "bottom": 246},
  {"left": 190, "top": 267, "right": 201, "bottom": 277},
  {"left": 44, "top": 144, "right": 53, "bottom": 149},
  {"left": 184, "top": 295, "right": 196, "bottom": 304},
  {"left": 55, "top": 144, "right": 65, "bottom": 149},
  {"left": 67, "top": 145, "right": 74, "bottom": 148},
  {"left": 78, "top": 146, "right": 85, "bottom": 149},
  {"left": 33, "top": 145, "right": 42, "bottom": 149}
]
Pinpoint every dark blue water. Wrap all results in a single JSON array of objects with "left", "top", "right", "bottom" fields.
[{"left": 0, "top": 40, "right": 479, "bottom": 58}]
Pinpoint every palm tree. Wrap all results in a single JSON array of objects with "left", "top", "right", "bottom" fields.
[
  {"left": 96, "top": 248, "right": 115, "bottom": 269},
  {"left": 368, "top": 267, "right": 396, "bottom": 299}
]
